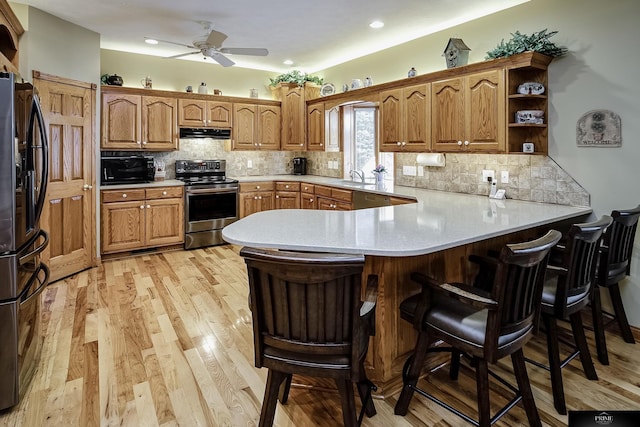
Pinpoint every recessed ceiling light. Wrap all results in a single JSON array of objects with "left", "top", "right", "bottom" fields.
[
  {"left": 145, "top": 38, "right": 159, "bottom": 45},
  {"left": 369, "top": 21, "right": 384, "bottom": 29},
  {"left": 283, "top": 59, "right": 294, "bottom": 65}
]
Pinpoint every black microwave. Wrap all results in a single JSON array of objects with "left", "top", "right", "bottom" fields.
[{"left": 101, "top": 156, "right": 155, "bottom": 185}]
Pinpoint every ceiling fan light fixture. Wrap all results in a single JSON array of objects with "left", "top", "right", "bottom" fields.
[
  {"left": 283, "top": 59, "right": 293, "bottom": 65},
  {"left": 369, "top": 20, "right": 384, "bottom": 29},
  {"left": 144, "top": 38, "right": 159, "bottom": 45}
]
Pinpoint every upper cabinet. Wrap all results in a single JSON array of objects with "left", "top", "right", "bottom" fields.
[
  {"left": 272, "top": 83, "right": 320, "bottom": 151},
  {"left": 101, "top": 89, "right": 178, "bottom": 151},
  {"left": 0, "top": 0, "right": 23, "bottom": 73},
  {"left": 311, "top": 52, "right": 552, "bottom": 155},
  {"left": 178, "top": 98, "right": 232, "bottom": 128},
  {"left": 431, "top": 70, "right": 505, "bottom": 153},
  {"left": 230, "top": 103, "right": 281, "bottom": 150},
  {"left": 307, "top": 103, "right": 325, "bottom": 151},
  {"left": 380, "top": 83, "right": 431, "bottom": 152}
]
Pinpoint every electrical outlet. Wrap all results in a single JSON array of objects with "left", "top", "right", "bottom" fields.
[
  {"left": 501, "top": 171, "right": 509, "bottom": 183},
  {"left": 417, "top": 166, "right": 424, "bottom": 177},
  {"left": 247, "top": 160, "right": 253, "bottom": 168},
  {"left": 328, "top": 161, "right": 333, "bottom": 169},
  {"left": 482, "top": 169, "right": 495, "bottom": 183}
]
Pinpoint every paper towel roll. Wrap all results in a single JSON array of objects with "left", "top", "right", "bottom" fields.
[{"left": 416, "top": 153, "right": 445, "bottom": 167}]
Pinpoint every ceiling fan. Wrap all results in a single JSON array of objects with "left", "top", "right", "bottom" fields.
[{"left": 153, "top": 21, "right": 268, "bottom": 67}]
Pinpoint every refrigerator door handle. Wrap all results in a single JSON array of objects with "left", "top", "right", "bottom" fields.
[
  {"left": 29, "top": 94, "right": 49, "bottom": 226},
  {"left": 19, "top": 262, "right": 50, "bottom": 305},
  {"left": 18, "top": 229, "right": 49, "bottom": 266}
]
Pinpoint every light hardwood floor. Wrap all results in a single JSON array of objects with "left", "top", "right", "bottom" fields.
[{"left": 2, "top": 245, "right": 639, "bottom": 426}]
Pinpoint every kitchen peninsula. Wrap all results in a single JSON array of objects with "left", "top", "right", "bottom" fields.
[{"left": 222, "top": 183, "right": 592, "bottom": 395}]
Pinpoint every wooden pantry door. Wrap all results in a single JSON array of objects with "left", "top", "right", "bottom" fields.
[{"left": 33, "top": 71, "right": 97, "bottom": 282}]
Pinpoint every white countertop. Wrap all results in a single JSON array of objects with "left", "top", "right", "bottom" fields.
[
  {"left": 223, "top": 176, "right": 592, "bottom": 257},
  {"left": 99, "top": 179, "right": 184, "bottom": 190}
]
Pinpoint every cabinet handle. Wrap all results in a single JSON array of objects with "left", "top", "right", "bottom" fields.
[
  {"left": 83, "top": 184, "right": 93, "bottom": 190},
  {"left": 147, "top": 205, "right": 151, "bottom": 209},
  {"left": 142, "top": 141, "right": 147, "bottom": 145},
  {"left": 256, "top": 185, "right": 260, "bottom": 189},
  {"left": 162, "top": 191, "right": 167, "bottom": 195},
  {"left": 275, "top": 195, "right": 279, "bottom": 199},
  {"left": 285, "top": 185, "right": 289, "bottom": 189},
  {"left": 122, "top": 193, "right": 127, "bottom": 198},
  {"left": 310, "top": 198, "right": 314, "bottom": 202},
  {"left": 140, "top": 205, "right": 144, "bottom": 209},
  {"left": 464, "top": 140, "right": 470, "bottom": 146},
  {"left": 397, "top": 141, "right": 401, "bottom": 146},
  {"left": 258, "top": 196, "right": 262, "bottom": 200},
  {"left": 137, "top": 141, "right": 141, "bottom": 145},
  {"left": 254, "top": 196, "right": 258, "bottom": 200},
  {"left": 457, "top": 140, "right": 463, "bottom": 146}
]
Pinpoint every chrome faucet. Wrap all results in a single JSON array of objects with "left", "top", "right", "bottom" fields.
[{"left": 349, "top": 169, "right": 365, "bottom": 182}]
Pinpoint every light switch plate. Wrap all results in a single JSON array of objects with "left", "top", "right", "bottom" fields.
[
  {"left": 403, "top": 165, "right": 417, "bottom": 176},
  {"left": 501, "top": 171, "right": 509, "bottom": 183},
  {"left": 247, "top": 160, "right": 253, "bottom": 168}
]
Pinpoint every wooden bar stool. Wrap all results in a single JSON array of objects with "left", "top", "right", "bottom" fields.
[
  {"left": 240, "top": 247, "right": 378, "bottom": 427},
  {"left": 592, "top": 205, "right": 640, "bottom": 365},
  {"left": 394, "top": 230, "right": 561, "bottom": 427}
]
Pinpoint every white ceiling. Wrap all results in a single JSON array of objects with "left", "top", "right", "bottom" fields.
[{"left": 13, "top": 0, "right": 528, "bottom": 73}]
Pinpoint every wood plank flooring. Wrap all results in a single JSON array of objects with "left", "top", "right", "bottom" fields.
[{"left": 2, "top": 245, "right": 639, "bottom": 426}]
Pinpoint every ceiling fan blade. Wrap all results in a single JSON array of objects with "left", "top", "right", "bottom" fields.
[
  {"left": 208, "top": 51, "right": 235, "bottom": 67},
  {"left": 206, "top": 29, "right": 228, "bottom": 48},
  {"left": 219, "top": 47, "right": 269, "bottom": 56},
  {"left": 151, "top": 38, "right": 197, "bottom": 49},
  {"left": 166, "top": 51, "right": 200, "bottom": 59}
]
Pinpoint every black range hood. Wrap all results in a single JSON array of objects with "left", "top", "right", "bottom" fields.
[{"left": 179, "top": 127, "right": 231, "bottom": 139}]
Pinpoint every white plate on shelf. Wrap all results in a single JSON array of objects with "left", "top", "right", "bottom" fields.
[
  {"left": 517, "top": 82, "right": 545, "bottom": 95},
  {"left": 320, "top": 83, "right": 335, "bottom": 96}
]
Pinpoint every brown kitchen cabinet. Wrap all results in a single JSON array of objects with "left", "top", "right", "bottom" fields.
[
  {"left": 306, "top": 103, "right": 325, "bottom": 151},
  {"left": 431, "top": 69, "right": 505, "bottom": 153},
  {"left": 272, "top": 83, "right": 320, "bottom": 151},
  {"left": 380, "top": 83, "right": 431, "bottom": 152},
  {"left": 239, "top": 182, "right": 275, "bottom": 218},
  {"left": 101, "top": 186, "right": 184, "bottom": 254},
  {"left": 274, "top": 182, "right": 301, "bottom": 209},
  {"left": 300, "top": 183, "right": 316, "bottom": 209},
  {"left": 101, "top": 90, "right": 178, "bottom": 150},
  {"left": 231, "top": 103, "right": 281, "bottom": 150},
  {"left": 506, "top": 53, "right": 552, "bottom": 154},
  {"left": 315, "top": 185, "right": 353, "bottom": 211},
  {"left": 178, "top": 98, "right": 232, "bottom": 128}
]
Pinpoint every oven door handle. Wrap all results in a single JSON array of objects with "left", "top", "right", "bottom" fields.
[{"left": 186, "top": 187, "right": 238, "bottom": 195}]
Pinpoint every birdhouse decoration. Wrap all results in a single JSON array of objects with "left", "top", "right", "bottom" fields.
[{"left": 443, "top": 38, "right": 471, "bottom": 68}]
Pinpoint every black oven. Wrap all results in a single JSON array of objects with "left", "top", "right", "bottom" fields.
[{"left": 101, "top": 156, "right": 154, "bottom": 185}]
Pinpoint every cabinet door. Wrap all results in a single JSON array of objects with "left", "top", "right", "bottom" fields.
[
  {"left": 380, "top": 88, "right": 402, "bottom": 151},
  {"left": 431, "top": 77, "right": 465, "bottom": 151},
  {"left": 325, "top": 105, "right": 341, "bottom": 152},
  {"left": 281, "top": 87, "right": 306, "bottom": 150},
  {"left": 233, "top": 103, "right": 257, "bottom": 149},
  {"left": 239, "top": 191, "right": 273, "bottom": 218},
  {"left": 307, "top": 103, "right": 325, "bottom": 151},
  {"left": 301, "top": 193, "right": 315, "bottom": 209},
  {"left": 101, "top": 93, "right": 141, "bottom": 149},
  {"left": 207, "top": 101, "right": 232, "bottom": 128},
  {"left": 142, "top": 96, "right": 178, "bottom": 150},
  {"left": 403, "top": 84, "right": 430, "bottom": 151},
  {"left": 257, "top": 105, "right": 281, "bottom": 150},
  {"left": 178, "top": 98, "right": 207, "bottom": 127},
  {"left": 465, "top": 70, "right": 505, "bottom": 152},
  {"left": 101, "top": 201, "right": 145, "bottom": 253},
  {"left": 275, "top": 191, "right": 300, "bottom": 209},
  {"left": 145, "top": 198, "right": 184, "bottom": 246}
]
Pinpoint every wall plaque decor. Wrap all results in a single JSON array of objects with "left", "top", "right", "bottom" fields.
[{"left": 576, "top": 110, "right": 621, "bottom": 147}]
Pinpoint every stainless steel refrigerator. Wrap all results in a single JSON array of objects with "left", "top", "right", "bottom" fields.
[{"left": 0, "top": 72, "right": 50, "bottom": 410}]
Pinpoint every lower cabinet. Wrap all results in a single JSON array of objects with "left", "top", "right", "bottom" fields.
[
  {"left": 101, "top": 186, "right": 184, "bottom": 254},
  {"left": 275, "top": 182, "right": 301, "bottom": 209},
  {"left": 315, "top": 185, "right": 353, "bottom": 210},
  {"left": 239, "top": 182, "right": 275, "bottom": 218},
  {"left": 300, "top": 183, "right": 316, "bottom": 209}
]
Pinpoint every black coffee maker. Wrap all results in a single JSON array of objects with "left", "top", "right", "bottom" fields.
[{"left": 293, "top": 157, "right": 307, "bottom": 175}]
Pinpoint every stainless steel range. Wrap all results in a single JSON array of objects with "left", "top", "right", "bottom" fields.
[{"left": 175, "top": 160, "right": 238, "bottom": 249}]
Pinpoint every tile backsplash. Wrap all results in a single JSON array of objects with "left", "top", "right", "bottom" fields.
[{"left": 148, "top": 140, "right": 589, "bottom": 207}]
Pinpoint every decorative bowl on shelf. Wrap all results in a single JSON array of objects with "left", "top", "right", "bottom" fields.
[
  {"left": 517, "top": 82, "right": 545, "bottom": 95},
  {"left": 516, "top": 110, "right": 544, "bottom": 124}
]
